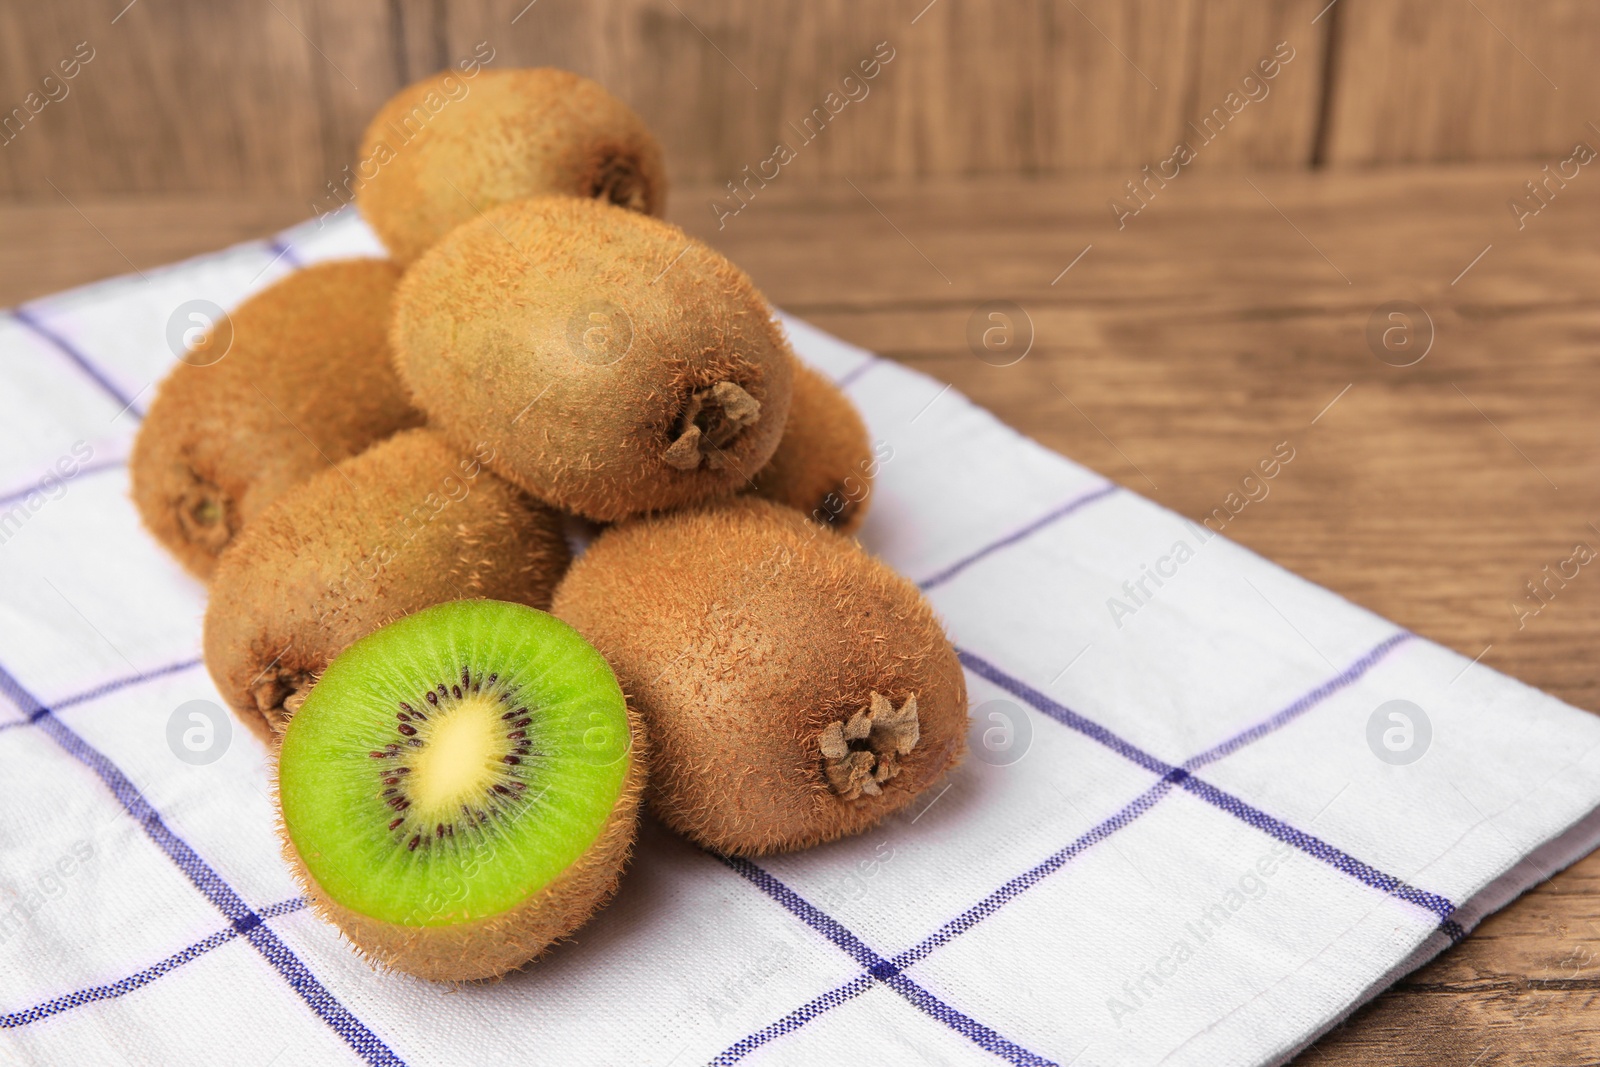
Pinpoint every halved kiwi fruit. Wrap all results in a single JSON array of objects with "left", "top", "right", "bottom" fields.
[
  {"left": 391, "top": 196, "right": 794, "bottom": 521},
  {"left": 278, "top": 599, "right": 644, "bottom": 982},
  {"left": 357, "top": 68, "right": 667, "bottom": 266},
  {"left": 552, "top": 497, "right": 967, "bottom": 855},
  {"left": 751, "top": 360, "right": 877, "bottom": 533},
  {"left": 204, "top": 428, "right": 569, "bottom": 746},
  {"left": 132, "top": 259, "right": 423, "bottom": 580}
]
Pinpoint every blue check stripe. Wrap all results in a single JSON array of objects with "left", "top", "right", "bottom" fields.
[
  {"left": 883, "top": 973, "right": 1058, "bottom": 1067},
  {"left": 707, "top": 975, "right": 876, "bottom": 1066},
  {"left": 1171, "top": 773, "right": 1462, "bottom": 936},
  {"left": 893, "top": 778, "right": 1176, "bottom": 970},
  {"left": 834, "top": 358, "right": 879, "bottom": 391},
  {"left": 1182, "top": 632, "right": 1415, "bottom": 770},
  {"left": 0, "top": 663, "right": 405, "bottom": 1067},
  {"left": 719, "top": 856, "right": 884, "bottom": 972},
  {"left": 1, "top": 898, "right": 306, "bottom": 1029},
  {"left": 719, "top": 856, "right": 1059, "bottom": 1067},
  {"left": 0, "top": 458, "right": 126, "bottom": 512},
  {"left": 0, "top": 655, "right": 200, "bottom": 732},
  {"left": 957, "top": 648, "right": 1172, "bottom": 776},
  {"left": 918, "top": 483, "right": 1120, "bottom": 591},
  {"left": 717, "top": 631, "right": 1454, "bottom": 1062},
  {"left": 266, "top": 237, "right": 304, "bottom": 269},
  {"left": 959, "top": 643, "right": 1459, "bottom": 932},
  {"left": 8, "top": 224, "right": 310, "bottom": 425},
  {"left": 51, "top": 657, "right": 203, "bottom": 712},
  {"left": 9, "top": 307, "right": 143, "bottom": 419}
]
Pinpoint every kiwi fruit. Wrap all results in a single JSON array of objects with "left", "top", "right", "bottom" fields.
[
  {"left": 391, "top": 196, "right": 794, "bottom": 522},
  {"left": 751, "top": 360, "right": 877, "bottom": 533},
  {"left": 204, "top": 428, "right": 569, "bottom": 747},
  {"left": 278, "top": 598, "right": 644, "bottom": 982},
  {"left": 356, "top": 68, "right": 667, "bottom": 266},
  {"left": 132, "top": 259, "right": 423, "bottom": 581},
  {"left": 552, "top": 496, "right": 966, "bottom": 855}
]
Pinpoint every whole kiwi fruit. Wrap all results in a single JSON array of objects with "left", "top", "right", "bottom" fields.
[
  {"left": 356, "top": 67, "right": 666, "bottom": 266},
  {"left": 552, "top": 497, "right": 967, "bottom": 855},
  {"left": 204, "top": 428, "right": 569, "bottom": 746},
  {"left": 751, "top": 360, "right": 878, "bottom": 533},
  {"left": 391, "top": 196, "right": 794, "bottom": 522},
  {"left": 131, "top": 259, "right": 422, "bottom": 580},
  {"left": 278, "top": 599, "right": 644, "bottom": 982}
]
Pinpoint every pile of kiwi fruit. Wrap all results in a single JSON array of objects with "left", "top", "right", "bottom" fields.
[{"left": 132, "top": 69, "right": 967, "bottom": 983}]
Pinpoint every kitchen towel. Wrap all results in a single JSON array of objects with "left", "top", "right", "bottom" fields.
[{"left": 2, "top": 209, "right": 1599, "bottom": 1067}]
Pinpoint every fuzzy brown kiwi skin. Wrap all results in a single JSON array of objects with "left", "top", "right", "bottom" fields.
[
  {"left": 391, "top": 197, "right": 794, "bottom": 523},
  {"left": 131, "top": 259, "right": 424, "bottom": 581},
  {"left": 357, "top": 68, "right": 667, "bottom": 266},
  {"left": 551, "top": 497, "right": 967, "bottom": 855},
  {"left": 203, "top": 429, "right": 570, "bottom": 748},
  {"left": 750, "top": 359, "right": 875, "bottom": 534},
  {"left": 277, "top": 710, "right": 646, "bottom": 983}
]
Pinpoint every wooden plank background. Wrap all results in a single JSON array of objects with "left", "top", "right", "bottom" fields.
[
  {"left": 2, "top": 0, "right": 1598, "bottom": 200},
  {"left": 3, "top": 2, "right": 1600, "bottom": 1063}
]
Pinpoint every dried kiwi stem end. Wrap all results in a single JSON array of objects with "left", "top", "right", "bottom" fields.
[
  {"left": 819, "top": 693, "right": 920, "bottom": 800},
  {"left": 662, "top": 381, "right": 761, "bottom": 471},
  {"left": 591, "top": 155, "right": 648, "bottom": 212},
  {"left": 252, "top": 671, "right": 315, "bottom": 736},
  {"left": 176, "top": 474, "right": 231, "bottom": 552}
]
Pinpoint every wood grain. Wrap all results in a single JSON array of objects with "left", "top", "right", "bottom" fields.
[
  {"left": 0, "top": 193, "right": 309, "bottom": 306},
  {"left": 0, "top": 0, "right": 1327, "bottom": 195},
  {"left": 7, "top": 1, "right": 1600, "bottom": 197},
  {"left": 0, "top": 0, "right": 330, "bottom": 195},
  {"left": 1184, "top": 0, "right": 1329, "bottom": 168},
  {"left": 0, "top": 167, "right": 1597, "bottom": 1067},
  {"left": 14, "top": 0, "right": 1600, "bottom": 195},
  {"left": 1321, "top": 0, "right": 1600, "bottom": 167}
]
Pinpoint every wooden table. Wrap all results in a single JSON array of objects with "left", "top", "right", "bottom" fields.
[{"left": 3, "top": 166, "right": 1597, "bottom": 1063}]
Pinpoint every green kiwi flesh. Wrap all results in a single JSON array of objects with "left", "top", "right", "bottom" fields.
[{"left": 277, "top": 599, "right": 643, "bottom": 982}]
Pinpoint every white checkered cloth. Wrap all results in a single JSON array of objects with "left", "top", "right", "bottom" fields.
[{"left": 2, "top": 210, "right": 1599, "bottom": 1067}]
